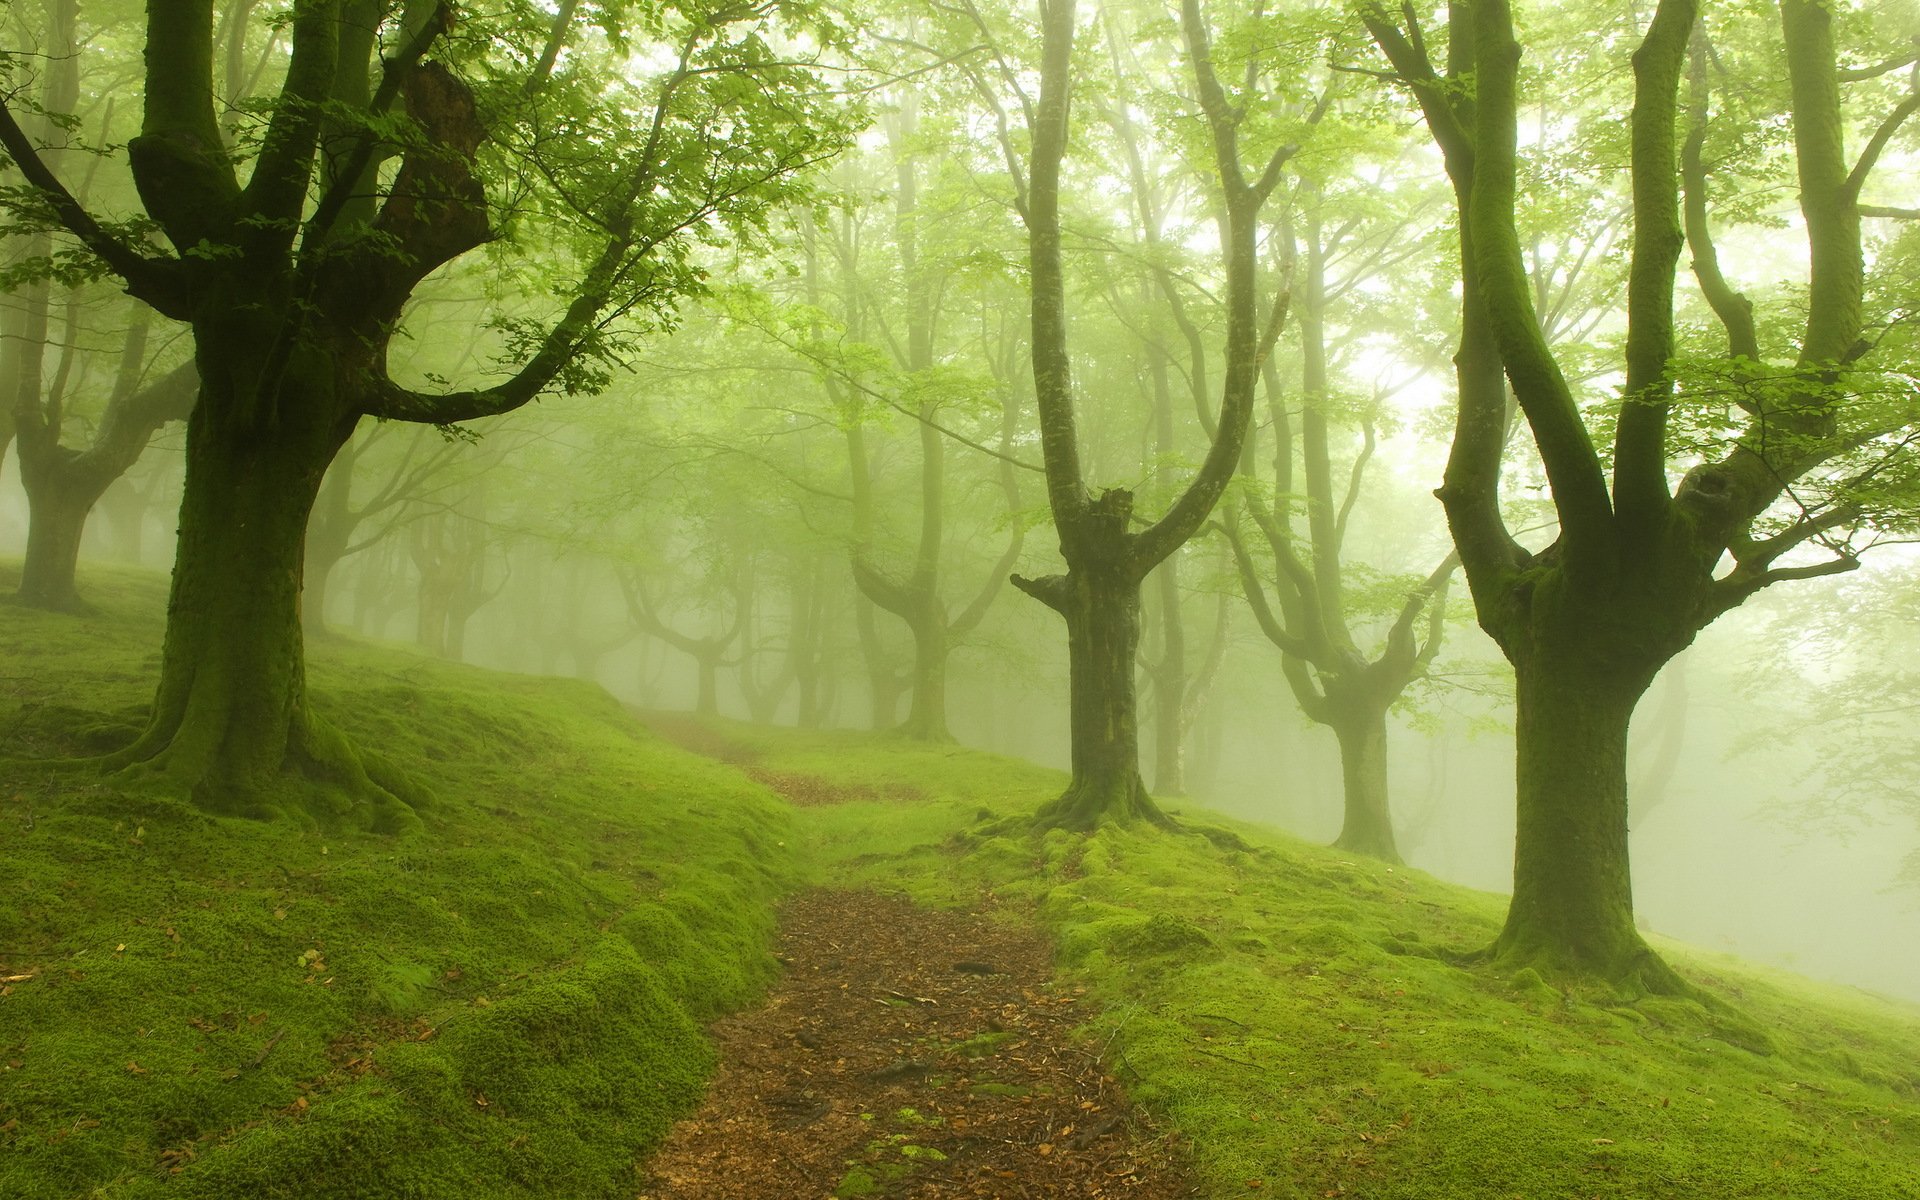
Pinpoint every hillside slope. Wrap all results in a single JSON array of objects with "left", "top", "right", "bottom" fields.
[
  {"left": 5, "top": 563, "right": 1919, "bottom": 1199},
  {"left": 0, "top": 564, "right": 794, "bottom": 1198},
  {"left": 684, "top": 720, "right": 1920, "bottom": 1199}
]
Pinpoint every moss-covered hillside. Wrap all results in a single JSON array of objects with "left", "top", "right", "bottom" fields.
[
  {"left": 713, "top": 721, "right": 1920, "bottom": 1200},
  {"left": 7, "top": 563, "right": 1920, "bottom": 1199},
  {"left": 0, "top": 564, "right": 793, "bottom": 1198}
]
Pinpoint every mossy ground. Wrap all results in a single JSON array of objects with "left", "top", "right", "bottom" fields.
[
  {"left": 10, "top": 563, "right": 1920, "bottom": 1199},
  {"left": 716, "top": 719, "right": 1920, "bottom": 1199},
  {"left": 0, "top": 563, "right": 794, "bottom": 1198}
]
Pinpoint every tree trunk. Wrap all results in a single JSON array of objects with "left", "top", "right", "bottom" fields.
[
  {"left": 1329, "top": 694, "right": 1400, "bottom": 864},
  {"left": 98, "top": 477, "right": 151, "bottom": 564},
  {"left": 15, "top": 470, "right": 95, "bottom": 612},
  {"left": 108, "top": 371, "right": 416, "bottom": 832},
  {"left": 694, "top": 651, "right": 719, "bottom": 717},
  {"left": 1494, "top": 661, "right": 1678, "bottom": 990},
  {"left": 897, "top": 615, "right": 952, "bottom": 741},
  {"left": 1029, "top": 565, "right": 1170, "bottom": 830},
  {"left": 1149, "top": 558, "right": 1187, "bottom": 794}
]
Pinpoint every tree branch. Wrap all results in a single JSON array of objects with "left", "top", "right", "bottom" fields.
[{"left": 0, "top": 102, "right": 191, "bottom": 317}]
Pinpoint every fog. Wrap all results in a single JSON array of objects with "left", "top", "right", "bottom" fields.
[
  {"left": 4, "top": 0, "right": 1918, "bottom": 1007},
  {"left": 6, "top": 417, "right": 1914, "bottom": 1003}
]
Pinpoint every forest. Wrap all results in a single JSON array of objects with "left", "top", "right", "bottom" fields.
[{"left": 2, "top": 0, "right": 1920, "bottom": 1196}]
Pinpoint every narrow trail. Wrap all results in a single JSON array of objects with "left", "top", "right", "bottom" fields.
[{"left": 639, "top": 889, "right": 1192, "bottom": 1198}]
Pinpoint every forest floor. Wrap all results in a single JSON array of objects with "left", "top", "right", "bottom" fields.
[
  {"left": 9, "top": 569, "right": 1920, "bottom": 1200},
  {"left": 639, "top": 888, "right": 1190, "bottom": 1199},
  {"left": 640, "top": 718, "right": 1189, "bottom": 1197}
]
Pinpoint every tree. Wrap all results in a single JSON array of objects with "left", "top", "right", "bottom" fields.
[
  {"left": 1364, "top": 0, "right": 1920, "bottom": 987},
  {"left": 800, "top": 103, "right": 1030, "bottom": 741},
  {"left": 0, "top": 2, "right": 849, "bottom": 823},
  {"left": 1224, "top": 179, "right": 1458, "bottom": 863},
  {"left": 1001, "top": 0, "right": 1308, "bottom": 829},
  {"left": 2, "top": 0, "right": 198, "bottom": 611},
  {"left": 304, "top": 416, "right": 519, "bottom": 637}
]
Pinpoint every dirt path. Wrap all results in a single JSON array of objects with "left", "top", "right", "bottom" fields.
[{"left": 639, "top": 889, "right": 1192, "bottom": 1199}]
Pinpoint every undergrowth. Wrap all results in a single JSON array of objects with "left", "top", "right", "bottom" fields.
[{"left": 0, "top": 563, "right": 793, "bottom": 1198}]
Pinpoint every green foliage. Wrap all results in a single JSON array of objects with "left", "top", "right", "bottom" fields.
[{"left": 0, "top": 563, "right": 793, "bottom": 1199}]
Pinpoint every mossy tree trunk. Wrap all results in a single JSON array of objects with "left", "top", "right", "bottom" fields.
[
  {"left": 1327, "top": 684, "right": 1398, "bottom": 862},
  {"left": 108, "top": 334, "right": 418, "bottom": 827},
  {"left": 1015, "top": 521, "right": 1164, "bottom": 829},
  {"left": 1498, "top": 654, "right": 1676, "bottom": 985},
  {"left": 1364, "top": 0, "right": 1899, "bottom": 987}
]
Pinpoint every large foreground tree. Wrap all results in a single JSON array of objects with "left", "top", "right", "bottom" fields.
[
  {"left": 0, "top": 2, "right": 848, "bottom": 824},
  {"left": 1365, "top": 0, "right": 1920, "bottom": 987}
]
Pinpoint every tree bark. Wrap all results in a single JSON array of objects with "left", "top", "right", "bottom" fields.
[
  {"left": 1495, "top": 659, "right": 1680, "bottom": 990},
  {"left": 897, "top": 613, "right": 951, "bottom": 740},
  {"left": 1018, "top": 542, "right": 1169, "bottom": 831},
  {"left": 16, "top": 474, "right": 93, "bottom": 611},
  {"left": 106, "top": 362, "right": 416, "bottom": 831},
  {"left": 1329, "top": 691, "right": 1399, "bottom": 863}
]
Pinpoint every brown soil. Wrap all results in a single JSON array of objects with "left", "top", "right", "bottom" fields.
[
  {"left": 636, "top": 710, "right": 761, "bottom": 764},
  {"left": 638, "top": 711, "right": 924, "bottom": 808},
  {"left": 741, "top": 768, "right": 927, "bottom": 809},
  {"left": 639, "top": 889, "right": 1193, "bottom": 1199}
]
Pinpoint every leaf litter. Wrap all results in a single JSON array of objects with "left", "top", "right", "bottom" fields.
[{"left": 639, "top": 889, "right": 1193, "bottom": 1198}]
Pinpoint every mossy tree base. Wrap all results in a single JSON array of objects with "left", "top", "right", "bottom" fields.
[
  {"left": 1491, "top": 651, "right": 1681, "bottom": 993},
  {"left": 1032, "top": 768, "right": 1176, "bottom": 833},
  {"left": 1329, "top": 700, "right": 1401, "bottom": 864},
  {"left": 96, "top": 356, "right": 424, "bottom": 835},
  {"left": 1016, "top": 530, "right": 1174, "bottom": 834}
]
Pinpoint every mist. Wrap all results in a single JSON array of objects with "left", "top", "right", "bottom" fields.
[{"left": 5, "top": 1, "right": 1920, "bottom": 1196}]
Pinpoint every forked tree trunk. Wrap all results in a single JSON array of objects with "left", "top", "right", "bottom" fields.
[
  {"left": 897, "top": 615, "right": 952, "bottom": 741},
  {"left": 106, "top": 364, "right": 416, "bottom": 832},
  {"left": 1028, "top": 564, "right": 1170, "bottom": 830},
  {"left": 16, "top": 475, "right": 94, "bottom": 611},
  {"left": 1329, "top": 694, "right": 1399, "bottom": 864},
  {"left": 1494, "top": 660, "right": 1679, "bottom": 990}
]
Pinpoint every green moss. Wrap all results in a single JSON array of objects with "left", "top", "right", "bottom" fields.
[
  {"left": 0, "top": 562, "right": 794, "bottom": 1200},
  {"left": 743, "top": 715, "right": 1920, "bottom": 1200},
  {"left": 967, "top": 1080, "right": 1029, "bottom": 1098}
]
